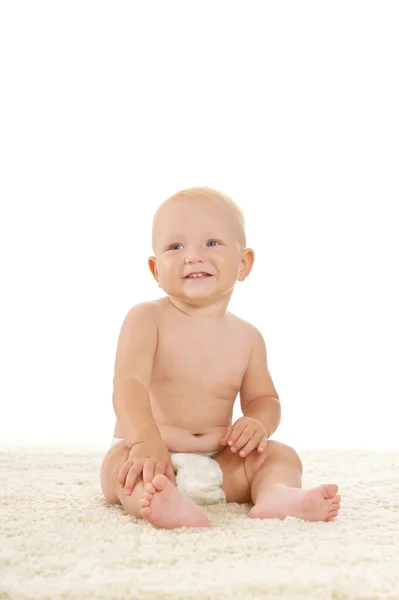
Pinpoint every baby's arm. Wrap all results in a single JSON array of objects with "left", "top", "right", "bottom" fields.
[
  {"left": 113, "top": 303, "right": 178, "bottom": 490},
  {"left": 112, "top": 303, "right": 161, "bottom": 449},
  {"left": 239, "top": 326, "right": 281, "bottom": 438}
]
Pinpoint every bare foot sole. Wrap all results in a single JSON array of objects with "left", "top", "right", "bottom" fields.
[
  {"left": 139, "top": 474, "right": 210, "bottom": 529},
  {"left": 249, "top": 484, "right": 341, "bottom": 522}
]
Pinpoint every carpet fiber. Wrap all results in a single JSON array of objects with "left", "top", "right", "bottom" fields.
[{"left": 1, "top": 446, "right": 398, "bottom": 599}]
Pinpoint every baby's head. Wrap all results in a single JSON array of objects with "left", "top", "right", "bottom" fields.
[{"left": 149, "top": 187, "right": 254, "bottom": 306}]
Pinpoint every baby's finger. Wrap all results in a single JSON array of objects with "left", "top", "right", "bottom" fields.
[
  {"left": 142, "top": 461, "right": 155, "bottom": 485},
  {"left": 257, "top": 436, "right": 268, "bottom": 453},
  {"left": 118, "top": 460, "right": 132, "bottom": 486},
  {"left": 235, "top": 433, "right": 257, "bottom": 457},
  {"left": 220, "top": 429, "right": 231, "bottom": 444},
  {"left": 226, "top": 427, "right": 245, "bottom": 447},
  {"left": 223, "top": 428, "right": 236, "bottom": 445},
  {"left": 230, "top": 426, "right": 250, "bottom": 451},
  {"left": 165, "top": 462, "right": 177, "bottom": 486},
  {"left": 124, "top": 464, "right": 142, "bottom": 495}
]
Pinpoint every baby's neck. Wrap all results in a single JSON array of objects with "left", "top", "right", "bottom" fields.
[{"left": 167, "top": 296, "right": 230, "bottom": 320}]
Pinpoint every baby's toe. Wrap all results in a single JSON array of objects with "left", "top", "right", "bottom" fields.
[
  {"left": 140, "top": 498, "right": 150, "bottom": 507},
  {"left": 140, "top": 506, "right": 152, "bottom": 519},
  {"left": 324, "top": 511, "right": 338, "bottom": 523},
  {"left": 144, "top": 482, "right": 156, "bottom": 493},
  {"left": 324, "top": 484, "right": 339, "bottom": 499},
  {"left": 152, "top": 474, "right": 168, "bottom": 491}
]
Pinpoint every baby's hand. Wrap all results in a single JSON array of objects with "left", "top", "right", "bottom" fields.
[
  {"left": 118, "top": 437, "right": 177, "bottom": 495},
  {"left": 220, "top": 417, "right": 268, "bottom": 457}
]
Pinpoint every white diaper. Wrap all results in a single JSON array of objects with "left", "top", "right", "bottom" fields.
[
  {"left": 171, "top": 452, "right": 226, "bottom": 505},
  {"left": 110, "top": 437, "right": 226, "bottom": 505}
]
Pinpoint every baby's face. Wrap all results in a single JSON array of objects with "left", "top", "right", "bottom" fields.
[{"left": 149, "top": 199, "right": 248, "bottom": 305}]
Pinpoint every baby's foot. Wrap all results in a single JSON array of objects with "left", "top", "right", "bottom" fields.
[
  {"left": 140, "top": 474, "right": 209, "bottom": 529},
  {"left": 249, "top": 484, "right": 341, "bottom": 522}
]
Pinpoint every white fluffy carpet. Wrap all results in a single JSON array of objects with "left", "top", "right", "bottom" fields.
[{"left": 1, "top": 446, "right": 398, "bottom": 600}]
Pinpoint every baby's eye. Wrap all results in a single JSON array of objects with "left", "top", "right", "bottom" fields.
[
  {"left": 207, "top": 240, "right": 220, "bottom": 247},
  {"left": 169, "top": 243, "right": 183, "bottom": 251}
]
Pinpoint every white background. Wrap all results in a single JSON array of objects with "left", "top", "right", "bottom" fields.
[{"left": 1, "top": 2, "right": 398, "bottom": 451}]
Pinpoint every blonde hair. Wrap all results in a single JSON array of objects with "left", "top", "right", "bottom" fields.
[{"left": 152, "top": 186, "right": 246, "bottom": 250}]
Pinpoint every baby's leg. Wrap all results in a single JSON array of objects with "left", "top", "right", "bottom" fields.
[
  {"left": 247, "top": 442, "right": 341, "bottom": 522},
  {"left": 100, "top": 443, "right": 209, "bottom": 529}
]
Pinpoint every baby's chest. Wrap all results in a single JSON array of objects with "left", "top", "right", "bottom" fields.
[{"left": 154, "top": 328, "right": 249, "bottom": 391}]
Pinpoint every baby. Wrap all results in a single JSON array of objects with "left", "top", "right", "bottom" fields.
[{"left": 100, "top": 187, "right": 341, "bottom": 529}]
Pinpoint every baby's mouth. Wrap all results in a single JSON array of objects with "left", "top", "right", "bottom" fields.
[{"left": 184, "top": 272, "right": 212, "bottom": 279}]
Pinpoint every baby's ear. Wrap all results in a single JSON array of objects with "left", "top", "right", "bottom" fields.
[
  {"left": 148, "top": 256, "right": 158, "bottom": 282},
  {"left": 238, "top": 248, "right": 255, "bottom": 281}
]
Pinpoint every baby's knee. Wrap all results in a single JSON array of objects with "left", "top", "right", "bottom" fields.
[
  {"left": 100, "top": 446, "right": 127, "bottom": 505},
  {"left": 268, "top": 441, "right": 303, "bottom": 472}
]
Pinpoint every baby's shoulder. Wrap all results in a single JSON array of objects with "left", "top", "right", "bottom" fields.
[
  {"left": 123, "top": 299, "right": 162, "bottom": 324},
  {"left": 226, "top": 312, "right": 263, "bottom": 342},
  {"left": 125, "top": 297, "right": 174, "bottom": 321}
]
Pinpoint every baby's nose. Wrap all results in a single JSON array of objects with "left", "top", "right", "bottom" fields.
[{"left": 184, "top": 254, "right": 205, "bottom": 264}]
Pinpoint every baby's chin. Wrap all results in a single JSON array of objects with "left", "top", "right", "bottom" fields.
[
  {"left": 184, "top": 277, "right": 218, "bottom": 290},
  {"left": 174, "top": 286, "right": 217, "bottom": 300}
]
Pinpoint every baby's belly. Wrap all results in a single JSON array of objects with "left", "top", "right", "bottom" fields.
[
  {"left": 157, "top": 424, "right": 230, "bottom": 453},
  {"left": 113, "top": 421, "right": 230, "bottom": 453}
]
